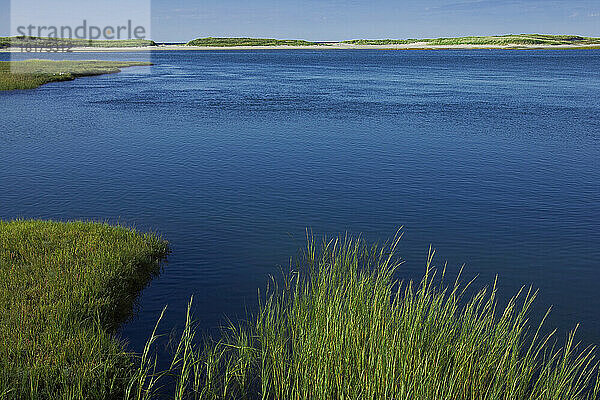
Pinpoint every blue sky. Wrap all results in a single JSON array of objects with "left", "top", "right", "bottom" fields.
[{"left": 2, "top": 0, "right": 599, "bottom": 42}]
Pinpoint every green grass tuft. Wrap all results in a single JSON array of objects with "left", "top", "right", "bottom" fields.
[
  {"left": 0, "top": 219, "right": 168, "bottom": 400},
  {"left": 129, "top": 231, "right": 600, "bottom": 399},
  {"left": 0, "top": 60, "right": 152, "bottom": 91}
]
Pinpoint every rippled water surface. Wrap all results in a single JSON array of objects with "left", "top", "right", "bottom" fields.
[{"left": 1, "top": 50, "right": 599, "bottom": 348}]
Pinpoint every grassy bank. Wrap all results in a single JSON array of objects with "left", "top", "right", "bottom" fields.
[
  {"left": 0, "top": 37, "right": 156, "bottom": 49},
  {"left": 0, "top": 60, "right": 152, "bottom": 90},
  {"left": 343, "top": 34, "right": 600, "bottom": 46},
  {"left": 0, "top": 220, "right": 168, "bottom": 400},
  {"left": 129, "top": 232, "right": 600, "bottom": 400},
  {"left": 186, "top": 37, "right": 319, "bottom": 47}
]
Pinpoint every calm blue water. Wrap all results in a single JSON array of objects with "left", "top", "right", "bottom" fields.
[{"left": 1, "top": 50, "right": 599, "bottom": 349}]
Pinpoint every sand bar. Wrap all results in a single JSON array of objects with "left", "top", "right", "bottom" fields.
[{"left": 2, "top": 43, "right": 600, "bottom": 52}]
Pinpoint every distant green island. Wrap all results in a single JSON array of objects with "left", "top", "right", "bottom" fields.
[
  {"left": 1, "top": 34, "right": 599, "bottom": 50},
  {"left": 342, "top": 34, "right": 600, "bottom": 46},
  {"left": 0, "top": 60, "right": 152, "bottom": 90},
  {"left": 186, "top": 37, "right": 320, "bottom": 46},
  {"left": 183, "top": 34, "right": 600, "bottom": 48},
  {"left": 0, "top": 36, "right": 156, "bottom": 49}
]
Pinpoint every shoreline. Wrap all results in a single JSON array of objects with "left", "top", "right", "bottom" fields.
[
  {"left": 0, "top": 60, "right": 152, "bottom": 90},
  {"left": 2, "top": 43, "right": 600, "bottom": 52}
]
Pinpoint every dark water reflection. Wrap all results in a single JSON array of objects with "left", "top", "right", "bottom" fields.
[{"left": 1, "top": 49, "right": 599, "bottom": 350}]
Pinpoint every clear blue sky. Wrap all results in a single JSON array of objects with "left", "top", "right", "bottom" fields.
[{"left": 1, "top": 0, "right": 599, "bottom": 42}]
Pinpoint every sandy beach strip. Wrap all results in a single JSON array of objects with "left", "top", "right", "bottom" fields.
[{"left": 2, "top": 43, "right": 600, "bottom": 52}]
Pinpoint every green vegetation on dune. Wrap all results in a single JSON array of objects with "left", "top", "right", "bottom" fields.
[
  {"left": 3, "top": 34, "right": 598, "bottom": 49},
  {"left": 0, "top": 37, "right": 156, "bottom": 49},
  {"left": 0, "top": 220, "right": 168, "bottom": 400},
  {"left": 184, "top": 34, "right": 600, "bottom": 48},
  {"left": 343, "top": 34, "right": 600, "bottom": 46},
  {"left": 186, "top": 37, "right": 320, "bottom": 47},
  {"left": 129, "top": 232, "right": 600, "bottom": 400},
  {"left": 0, "top": 60, "right": 152, "bottom": 90}
]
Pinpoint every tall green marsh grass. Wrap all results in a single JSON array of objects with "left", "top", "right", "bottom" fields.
[
  {"left": 2, "top": 223, "right": 598, "bottom": 399},
  {"left": 129, "top": 231, "right": 600, "bottom": 399}
]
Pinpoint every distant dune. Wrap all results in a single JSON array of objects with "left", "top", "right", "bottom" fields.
[{"left": 1, "top": 34, "right": 599, "bottom": 52}]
